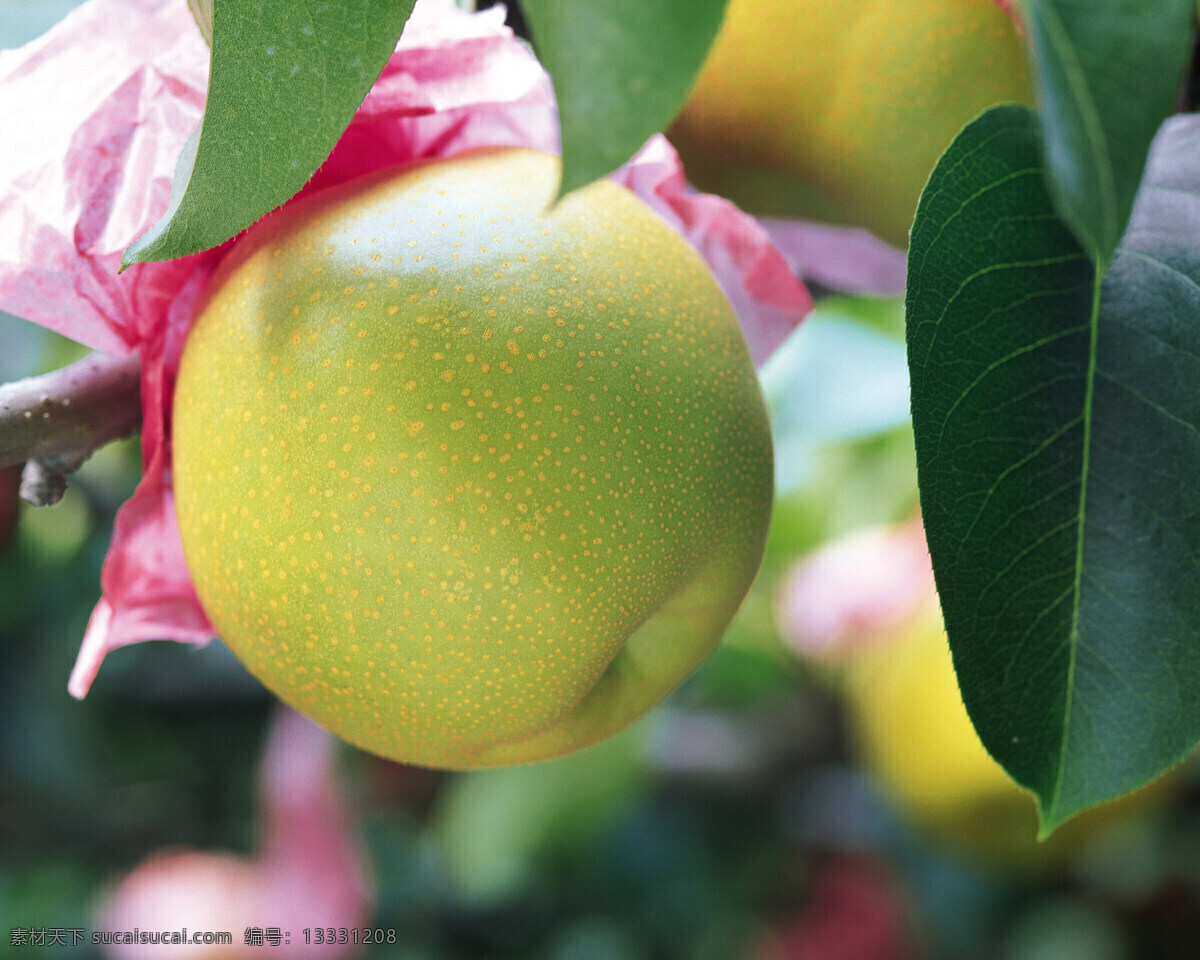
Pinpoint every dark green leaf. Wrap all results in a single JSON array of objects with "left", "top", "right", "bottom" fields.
[
  {"left": 122, "top": 0, "right": 415, "bottom": 268},
  {"left": 907, "top": 104, "right": 1200, "bottom": 832},
  {"left": 522, "top": 0, "right": 726, "bottom": 197},
  {"left": 1024, "top": 0, "right": 1194, "bottom": 263}
]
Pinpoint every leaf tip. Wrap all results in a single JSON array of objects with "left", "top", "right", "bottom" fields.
[
  {"left": 1034, "top": 783, "right": 1097, "bottom": 841},
  {"left": 119, "top": 232, "right": 154, "bottom": 273},
  {"left": 1034, "top": 808, "right": 1066, "bottom": 843},
  {"left": 554, "top": 164, "right": 596, "bottom": 206}
]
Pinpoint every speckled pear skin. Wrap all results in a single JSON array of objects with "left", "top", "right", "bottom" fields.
[{"left": 172, "top": 148, "right": 774, "bottom": 769}]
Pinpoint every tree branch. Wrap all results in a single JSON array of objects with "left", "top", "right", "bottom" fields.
[{"left": 0, "top": 352, "right": 142, "bottom": 506}]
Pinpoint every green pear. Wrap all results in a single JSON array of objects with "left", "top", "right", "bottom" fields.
[
  {"left": 671, "top": 0, "right": 1032, "bottom": 246},
  {"left": 172, "top": 148, "right": 773, "bottom": 768}
]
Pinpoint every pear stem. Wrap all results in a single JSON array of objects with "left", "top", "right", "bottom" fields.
[{"left": 0, "top": 352, "right": 142, "bottom": 505}]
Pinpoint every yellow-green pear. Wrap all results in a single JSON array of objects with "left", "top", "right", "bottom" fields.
[
  {"left": 172, "top": 148, "right": 773, "bottom": 769},
  {"left": 671, "top": 0, "right": 1033, "bottom": 246}
]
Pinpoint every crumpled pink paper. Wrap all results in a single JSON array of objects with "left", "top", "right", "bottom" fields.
[
  {"left": 0, "top": 0, "right": 811, "bottom": 697},
  {"left": 760, "top": 219, "right": 907, "bottom": 297}
]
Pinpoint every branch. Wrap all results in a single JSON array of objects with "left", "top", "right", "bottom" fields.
[{"left": 0, "top": 352, "right": 142, "bottom": 506}]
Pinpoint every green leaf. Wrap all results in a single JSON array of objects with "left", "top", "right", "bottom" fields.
[
  {"left": 907, "top": 104, "right": 1200, "bottom": 833},
  {"left": 122, "top": 0, "right": 415, "bottom": 268},
  {"left": 1023, "top": 0, "right": 1194, "bottom": 264},
  {"left": 522, "top": 0, "right": 726, "bottom": 197}
]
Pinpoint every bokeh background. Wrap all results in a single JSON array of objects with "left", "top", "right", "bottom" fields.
[{"left": 6, "top": 3, "right": 1200, "bottom": 958}]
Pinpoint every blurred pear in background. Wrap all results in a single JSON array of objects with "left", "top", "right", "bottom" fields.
[
  {"left": 777, "top": 516, "right": 1182, "bottom": 872},
  {"left": 671, "top": 0, "right": 1033, "bottom": 245}
]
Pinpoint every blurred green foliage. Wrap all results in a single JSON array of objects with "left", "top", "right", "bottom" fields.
[{"left": 5, "top": 293, "right": 1200, "bottom": 960}]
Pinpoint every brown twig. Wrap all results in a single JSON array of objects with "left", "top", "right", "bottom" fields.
[{"left": 0, "top": 352, "right": 142, "bottom": 505}]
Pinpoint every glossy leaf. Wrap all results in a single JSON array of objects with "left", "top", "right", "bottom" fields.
[
  {"left": 1023, "top": 0, "right": 1194, "bottom": 263},
  {"left": 122, "top": 0, "right": 415, "bottom": 268},
  {"left": 907, "top": 105, "right": 1200, "bottom": 832},
  {"left": 522, "top": 0, "right": 726, "bottom": 197}
]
